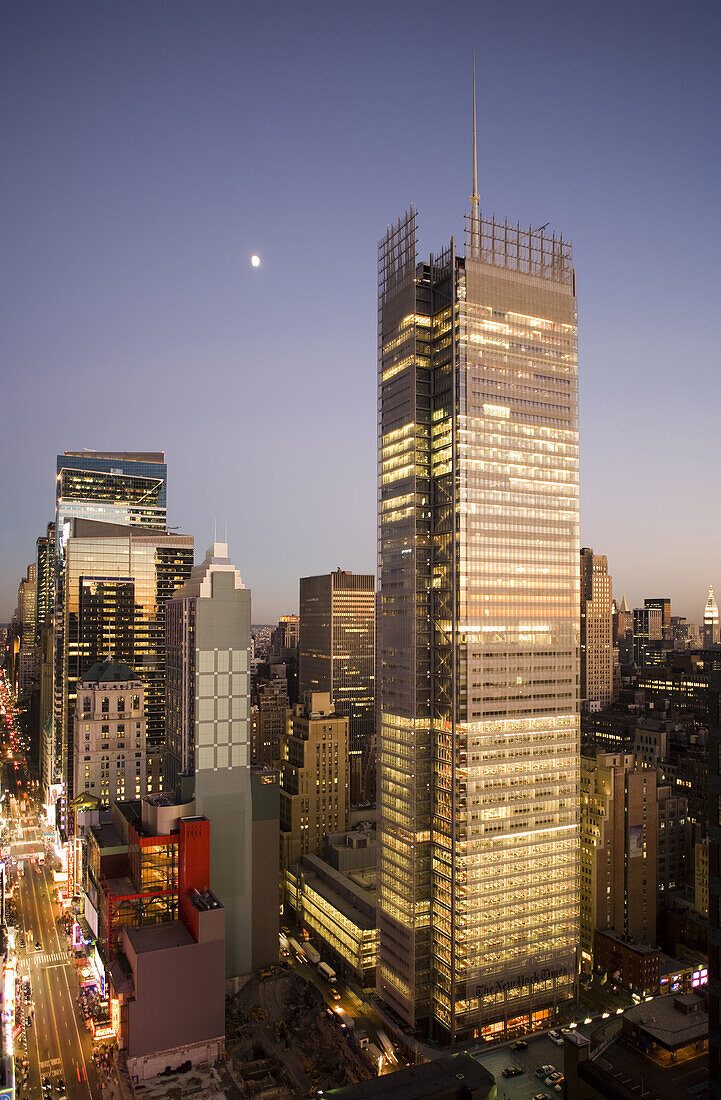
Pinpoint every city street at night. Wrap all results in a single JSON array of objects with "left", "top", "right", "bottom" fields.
[{"left": 14, "top": 861, "right": 100, "bottom": 1099}]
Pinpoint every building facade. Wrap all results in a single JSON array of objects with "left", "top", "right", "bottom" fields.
[
  {"left": 54, "top": 520, "right": 193, "bottom": 818},
  {"left": 377, "top": 196, "right": 580, "bottom": 1041},
  {"left": 165, "top": 541, "right": 278, "bottom": 982},
  {"left": 73, "top": 661, "right": 147, "bottom": 806},
  {"left": 299, "top": 571, "right": 375, "bottom": 802},
  {"left": 633, "top": 606, "right": 663, "bottom": 666},
  {"left": 55, "top": 451, "right": 167, "bottom": 539},
  {"left": 705, "top": 585, "right": 720, "bottom": 647},
  {"left": 279, "top": 692, "right": 349, "bottom": 871},
  {"left": 580, "top": 751, "right": 657, "bottom": 974},
  {"left": 580, "top": 549, "right": 613, "bottom": 710}
]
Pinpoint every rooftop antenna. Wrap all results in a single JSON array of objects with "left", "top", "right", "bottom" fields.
[{"left": 470, "top": 50, "right": 481, "bottom": 258}]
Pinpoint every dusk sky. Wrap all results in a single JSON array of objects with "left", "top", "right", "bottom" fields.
[{"left": 1, "top": 0, "right": 719, "bottom": 624}]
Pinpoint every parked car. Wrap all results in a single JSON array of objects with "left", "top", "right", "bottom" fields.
[
  {"left": 537, "top": 1065, "right": 555, "bottom": 1079},
  {"left": 548, "top": 1029, "right": 563, "bottom": 1046},
  {"left": 510, "top": 1039, "right": 528, "bottom": 1050},
  {"left": 502, "top": 1067, "right": 523, "bottom": 1078}
]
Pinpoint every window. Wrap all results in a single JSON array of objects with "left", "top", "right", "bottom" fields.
[
  {"left": 132, "top": 695, "right": 140, "bottom": 711},
  {"left": 101, "top": 697, "right": 109, "bottom": 714},
  {"left": 83, "top": 697, "right": 91, "bottom": 712},
  {"left": 117, "top": 697, "right": 125, "bottom": 713}
]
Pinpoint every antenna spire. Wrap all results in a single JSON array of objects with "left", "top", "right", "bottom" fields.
[{"left": 470, "top": 50, "right": 480, "bottom": 258}]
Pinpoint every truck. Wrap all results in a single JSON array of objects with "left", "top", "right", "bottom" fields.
[
  {"left": 318, "top": 961, "right": 337, "bottom": 983},
  {"left": 304, "top": 945, "right": 320, "bottom": 965},
  {"left": 363, "top": 1042, "right": 384, "bottom": 1073},
  {"left": 286, "top": 937, "right": 304, "bottom": 959}
]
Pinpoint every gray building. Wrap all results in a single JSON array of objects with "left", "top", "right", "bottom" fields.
[{"left": 165, "top": 541, "right": 278, "bottom": 983}]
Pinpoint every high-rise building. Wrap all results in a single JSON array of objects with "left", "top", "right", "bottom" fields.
[
  {"left": 377, "top": 99, "right": 580, "bottom": 1040},
  {"left": 165, "top": 541, "right": 279, "bottom": 982},
  {"left": 633, "top": 606, "right": 662, "bottom": 666},
  {"left": 35, "top": 523, "right": 55, "bottom": 645},
  {"left": 580, "top": 752, "right": 657, "bottom": 974},
  {"left": 645, "top": 598, "right": 672, "bottom": 642},
  {"left": 54, "top": 519, "right": 193, "bottom": 818},
  {"left": 16, "top": 563, "right": 38, "bottom": 701},
  {"left": 50, "top": 450, "right": 173, "bottom": 820},
  {"left": 279, "top": 692, "right": 349, "bottom": 871},
  {"left": 55, "top": 451, "right": 167, "bottom": 542},
  {"left": 580, "top": 549, "right": 613, "bottom": 710},
  {"left": 299, "top": 571, "right": 375, "bottom": 803},
  {"left": 705, "top": 585, "right": 720, "bottom": 647}
]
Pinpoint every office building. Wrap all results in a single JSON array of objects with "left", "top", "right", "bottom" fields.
[
  {"left": 705, "top": 585, "right": 720, "bottom": 647},
  {"left": 73, "top": 661, "right": 147, "bottom": 806},
  {"left": 16, "top": 563, "right": 38, "bottom": 701},
  {"left": 250, "top": 677, "right": 290, "bottom": 766},
  {"left": 580, "top": 549, "right": 613, "bottom": 710},
  {"left": 646, "top": 598, "right": 672, "bottom": 642},
  {"left": 55, "top": 450, "right": 167, "bottom": 540},
  {"left": 633, "top": 606, "right": 662, "bottom": 666},
  {"left": 299, "top": 571, "right": 375, "bottom": 803},
  {"left": 377, "top": 101, "right": 580, "bottom": 1038},
  {"left": 165, "top": 541, "right": 279, "bottom": 982},
  {"left": 279, "top": 692, "right": 349, "bottom": 871},
  {"left": 35, "top": 523, "right": 55, "bottom": 645},
  {"left": 54, "top": 519, "right": 193, "bottom": 818},
  {"left": 580, "top": 752, "right": 657, "bottom": 974}
]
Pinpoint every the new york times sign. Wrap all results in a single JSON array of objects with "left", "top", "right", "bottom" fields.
[{"left": 476, "top": 964, "right": 567, "bottom": 999}]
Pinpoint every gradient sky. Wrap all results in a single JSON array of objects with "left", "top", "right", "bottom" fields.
[{"left": 1, "top": 0, "right": 719, "bottom": 624}]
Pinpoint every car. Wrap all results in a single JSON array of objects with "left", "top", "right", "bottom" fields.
[
  {"left": 26, "top": 1016, "right": 32, "bottom": 1027},
  {"left": 35, "top": 942, "right": 42, "bottom": 952},
  {"left": 546, "top": 1072, "right": 564, "bottom": 1085},
  {"left": 533, "top": 1094, "right": 552, "bottom": 1100},
  {"left": 328, "top": 987, "right": 341, "bottom": 1001},
  {"left": 42, "top": 1078, "right": 52, "bottom": 1093},
  {"left": 537, "top": 1065, "right": 555, "bottom": 1078},
  {"left": 56, "top": 1079, "right": 66, "bottom": 1095},
  {"left": 548, "top": 1029, "right": 564, "bottom": 1045},
  {"left": 510, "top": 1039, "right": 528, "bottom": 1050},
  {"left": 502, "top": 1067, "right": 523, "bottom": 1078}
]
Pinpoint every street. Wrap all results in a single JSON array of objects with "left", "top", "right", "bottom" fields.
[{"left": 14, "top": 861, "right": 100, "bottom": 1099}]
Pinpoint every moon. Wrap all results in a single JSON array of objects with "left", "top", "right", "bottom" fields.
[{"left": 250, "top": 254, "right": 261, "bottom": 268}]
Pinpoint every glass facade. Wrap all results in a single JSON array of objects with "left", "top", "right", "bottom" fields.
[
  {"left": 378, "top": 209, "right": 580, "bottom": 1041},
  {"left": 56, "top": 532, "right": 193, "bottom": 807},
  {"left": 56, "top": 452, "right": 167, "bottom": 543},
  {"left": 299, "top": 571, "right": 375, "bottom": 800}
]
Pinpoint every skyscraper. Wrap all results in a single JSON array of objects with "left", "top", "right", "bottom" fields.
[
  {"left": 705, "top": 585, "right": 720, "bottom": 647},
  {"left": 299, "top": 570, "right": 375, "bottom": 802},
  {"left": 165, "top": 541, "right": 279, "bottom": 982},
  {"left": 580, "top": 549, "right": 613, "bottom": 709},
  {"left": 55, "top": 450, "right": 167, "bottom": 542},
  {"left": 54, "top": 519, "right": 193, "bottom": 816},
  {"left": 377, "top": 87, "right": 580, "bottom": 1041}
]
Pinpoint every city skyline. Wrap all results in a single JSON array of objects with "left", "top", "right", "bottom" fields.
[{"left": 1, "top": 0, "right": 720, "bottom": 623}]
